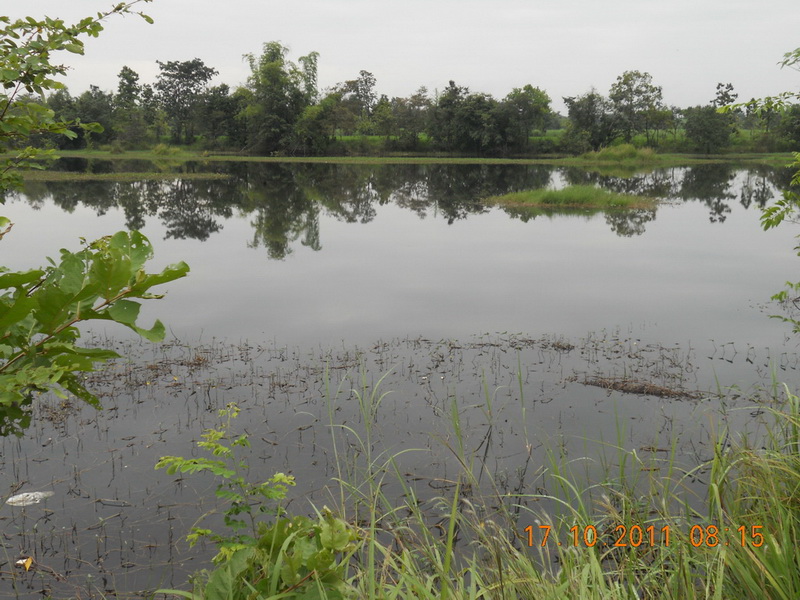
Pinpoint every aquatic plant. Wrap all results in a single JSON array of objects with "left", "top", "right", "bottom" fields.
[
  {"left": 155, "top": 402, "right": 360, "bottom": 599},
  {"left": 158, "top": 374, "right": 800, "bottom": 599},
  {"left": 484, "top": 184, "right": 656, "bottom": 209}
]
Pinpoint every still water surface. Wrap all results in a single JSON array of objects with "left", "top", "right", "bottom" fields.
[{"left": 0, "top": 162, "right": 798, "bottom": 596}]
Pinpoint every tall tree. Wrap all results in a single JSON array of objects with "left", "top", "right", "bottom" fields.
[
  {"left": 154, "top": 58, "right": 218, "bottom": 144},
  {"left": 297, "top": 51, "right": 319, "bottom": 104},
  {"left": 431, "top": 84, "right": 502, "bottom": 154},
  {"left": 391, "top": 87, "right": 431, "bottom": 148},
  {"left": 563, "top": 90, "right": 619, "bottom": 152},
  {"left": 113, "top": 65, "right": 148, "bottom": 147},
  {"left": 429, "top": 81, "right": 469, "bottom": 151},
  {"left": 502, "top": 84, "right": 552, "bottom": 151},
  {"left": 608, "top": 70, "right": 664, "bottom": 144},
  {"left": 75, "top": 85, "right": 115, "bottom": 145},
  {"left": 116, "top": 65, "right": 141, "bottom": 110},
  {"left": 683, "top": 105, "right": 733, "bottom": 154},
  {"left": 239, "top": 41, "right": 317, "bottom": 155},
  {"left": 44, "top": 88, "right": 82, "bottom": 149},
  {"left": 712, "top": 82, "right": 738, "bottom": 108},
  {"left": 197, "top": 84, "right": 245, "bottom": 148},
  {"left": 355, "top": 70, "right": 377, "bottom": 118}
]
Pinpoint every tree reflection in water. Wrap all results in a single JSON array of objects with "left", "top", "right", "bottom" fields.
[{"left": 12, "top": 161, "right": 791, "bottom": 259}]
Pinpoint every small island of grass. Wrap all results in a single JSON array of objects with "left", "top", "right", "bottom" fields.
[{"left": 484, "top": 184, "right": 657, "bottom": 209}]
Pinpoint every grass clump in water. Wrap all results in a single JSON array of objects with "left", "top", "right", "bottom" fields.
[
  {"left": 486, "top": 184, "right": 656, "bottom": 210},
  {"left": 582, "top": 144, "right": 660, "bottom": 164}
]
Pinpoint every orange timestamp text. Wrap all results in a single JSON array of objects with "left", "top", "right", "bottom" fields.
[{"left": 523, "top": 524, "right": 766, "bottom": 548}]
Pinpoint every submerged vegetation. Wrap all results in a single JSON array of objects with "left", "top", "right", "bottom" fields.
[{"left": 146, "top": 363, "right": 800, "bottom": 600}]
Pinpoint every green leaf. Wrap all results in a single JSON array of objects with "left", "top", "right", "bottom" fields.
[
  {"left": 90, "top": 248, "right": 132, "bottom": 300},
  {"left": 204, "top": 560, "right": 236, "bottom": 600},
  {"left": 0, "top": 269, "right": 44, "bottom": 289},
  {"left": 59, "top": 373, "right": 101, "bottom": 408},
  {"left": 0, "top": 377, "right": 27, "bottom": 406},
  {"left": 129, "top": 261, "right": 190, "bottom": 295},
  {"left": 128, "top": 318, "right": 165, "bottom": 342},
  {"left": 319, "top": 516, "right": 351, "bottom": 551},
  {"left": 32, "top": 287, "right": 78, "bottom": 334},
  {"left": 106, "top": 298, "right": 141, "bottom": 325},
  {"left": 152, "top": 590, "right": 199, "bottom": 600},
  {"left": 55, "top": 251, "right": 87, "bottom": 294},
  {"left": 128, "top": 231, "right": 154, "bottom": 271},
  {"left": 0, "top": 296, "right": 36, "bottom": 331}
]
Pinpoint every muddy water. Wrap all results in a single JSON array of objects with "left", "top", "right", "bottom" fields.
[{"left": 0, "top": 162, "right": 798, "bottom": 596}]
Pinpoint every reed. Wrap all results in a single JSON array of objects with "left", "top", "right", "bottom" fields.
[{"left": 159, "top": 368, "right": 800, "bottom": 600}]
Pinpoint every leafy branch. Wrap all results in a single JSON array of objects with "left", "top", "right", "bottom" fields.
[
  {"left": 155, "top": 403, "right": 361, "bottom": 599},
  {"left": 0, "top": 230, "right": 189, "bottom": 408}
]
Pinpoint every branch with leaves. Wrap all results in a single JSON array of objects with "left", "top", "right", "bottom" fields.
[
  {"left": 1, "top": 1, "right": 153, "bottom": 188},
  {"left": 0, "top": 3, "right": 188, "bottom": 435}
]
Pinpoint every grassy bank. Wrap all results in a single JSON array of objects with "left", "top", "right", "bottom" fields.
[
  {"left": 27, "top": 148, "right": 795, "bottom": 168},
  {"left": 484, "top": 185, "right": 657, "bottom": 210},
  {"left": 20, "top": 170, "right": 231, "bottom": 182}
]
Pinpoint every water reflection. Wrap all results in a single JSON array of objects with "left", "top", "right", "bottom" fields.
[{"left": 10, "top": 162, "right": 793, "bottom": 257}]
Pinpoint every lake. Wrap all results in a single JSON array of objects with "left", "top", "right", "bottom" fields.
[{"left": 1, "top": 160, "right": 799, "bottom": 597}]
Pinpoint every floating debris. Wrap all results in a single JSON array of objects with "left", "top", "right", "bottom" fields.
[
  {"left": 582, "top": 376, "right": 701, "bottom": 399},
  {"left": 6, "top": 491, "right": 55, "bottom": 506},
  {"left": 15, "top": 557, "right": 33, "bottom": 571}
]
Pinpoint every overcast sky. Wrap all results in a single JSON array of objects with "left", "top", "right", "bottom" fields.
[{"left": 12, "top": 0, "right": 800, "bottom": 113}]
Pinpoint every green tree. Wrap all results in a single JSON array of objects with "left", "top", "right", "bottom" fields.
[
  {"left": 713, "top": 82, "right": 738, "bottom": 108},
  {"left": 502, "top": 84, "right": 552, "bottom": 150},
  {"left": 75, "top": 84, "right": 115, "bottom": 146},
  {"left": 0, "top": 6, "right": 134, "bottom": 187},
  {"left": 0, "top": 2, "right": 189, "bottom": 433},
  {"left": 371, "top": 94, "right": 395, "bottom": 138},
  {"left": 391, "top": 86, "right": 431, "bottom": 149},
  {"left": 608, "top": 70, "right": 664, "bottom": 144},
  {"left": 113, "top": 66, "right": 148, "bottom": 147},
  {"left": 683, "top": 105, "right": 733, "bottom": 154},
  {"left": 562, "top": 89, "right": 619, "bottom": 152},
  {"left": 154, "top": 58, "right": 218, "bottom": 144},
  {"left": 354, "top": 69, "right": 377, "bottom": 119},
  {"left": 778, "top": 104, "right": 800, "bottom": 146},
  {"left": 197, "top": 84, "right": 244, "bottom": 149},
  {"left": 429, "top": 83, "right": 504, "bottom": 154},
  {"left": 238, "top": 42, "right": 317, "bottom": 155},
  {"left": 116, "top": 65, "right": 141, "bottom": 110},
  {"left": 44, "top": 88, "right": 82, "bottom": 149}
]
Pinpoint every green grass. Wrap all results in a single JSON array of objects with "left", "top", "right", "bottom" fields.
[
  {"left": 20, "top": 170, "right": 231, "bottom": 182},
  {"left": 167, "top": 360, "right": 800, "bottom": 600},
  {"left": 7, "top": 148, "right": 794, "bottom": 170},
  {"left": 582, "top": 144, "right": 660, "bottom": 163},
  {"left": 484, "top": 185, "right": 657, "bottom": 210},
  {"left": 335, "top": 383, "right": 800, "bottom": 600}
]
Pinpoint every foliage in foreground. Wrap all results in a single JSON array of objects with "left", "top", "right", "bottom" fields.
[
  {"left": 155, "top": 403, "right": 360, "bottom": 600},
  {"left": 0, "top": 230, "right": 188, "bottom": 430},
  {"left": 155, "top": 381, "right": 800, "bottom": 600},
  {"left": 1, "top": 2, "right": 187, "bottom": 435},
  {"left": 730, "top": 46, "right": 800, "bottom": 331}
]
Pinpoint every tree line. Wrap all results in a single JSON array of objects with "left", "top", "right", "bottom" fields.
[{"left": 29, "top": 42, "right": 800, "bottom": 156}]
